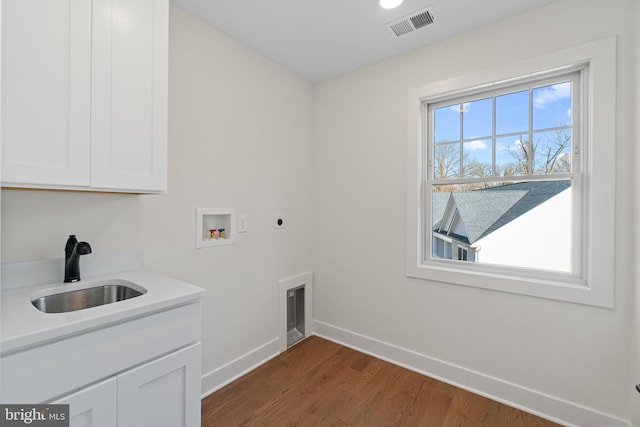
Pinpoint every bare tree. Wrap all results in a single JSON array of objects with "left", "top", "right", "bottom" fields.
[
  {"left": 434, "top": 129, "right": 571, "bottom": 189},
  {"left": 434, "top": 143, "right": 459, "bottom": 180},
  {"left": 501, "top": 130, "right": 571, "bottom": 176},
  {"left": 434, "top": 143, "right": 496, "bottom": 192},
  {"left": 464, "top": 160, "right": 492, "bottom": 179},
  {"left": 463, "top": 160, "right": 493, "bottom": 190},
  {"left": 512, "top": 137, "right": 532, "bottom": 175},
  {"left": 533, "top": 129, "right": 571, "bottom": 174}
]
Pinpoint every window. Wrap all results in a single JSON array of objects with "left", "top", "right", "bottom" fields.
[
  {"left": 406, "top": 38, "right": 616, "bottom": 308},
  {"left": 428, "top": 71, "right": 580, "bottom": 274}
]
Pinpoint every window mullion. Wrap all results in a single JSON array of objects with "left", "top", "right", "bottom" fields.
[
  {"left": 492, "top": 97, "right": 496, "bottom": 176},
  {"left": 459, "top": 104, "right": 464, "bottom": 178},
  {"left": 528, "top": 88, "right": 533, "bottom": 174}
]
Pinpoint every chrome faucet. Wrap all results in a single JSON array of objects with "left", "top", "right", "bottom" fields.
[{"left": 64, "top": 235, "right": 92, "bottom": 283}]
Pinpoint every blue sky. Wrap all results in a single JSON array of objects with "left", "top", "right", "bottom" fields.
[{"left": 434, "top": 81, "right": 572, "bottom": 172}]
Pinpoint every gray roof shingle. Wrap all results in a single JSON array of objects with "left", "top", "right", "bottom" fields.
[{"left": 433, "top": 180, "right": 571, "bottom": 244}]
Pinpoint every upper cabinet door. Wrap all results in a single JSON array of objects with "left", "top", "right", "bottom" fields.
[
  {"left": 91, "top": 0, "right": 168, "bottom": 192},
  {"left": 1, "top": 0, "right": 91, "bottom": 187}
]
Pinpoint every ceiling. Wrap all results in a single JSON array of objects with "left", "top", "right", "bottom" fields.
[{"left": 169, "top": 0, "right": 562, "bottom": 83}]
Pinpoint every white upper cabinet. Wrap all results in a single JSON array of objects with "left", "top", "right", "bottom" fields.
[
  {"left": 1, "top": 0, "right": 91, "bottom": 187},
  {"left": 91, "top": 0, "right": 168, "bottom": 192},
  {"left": 1, "top": 0, "right": 168, "bottom": 193}
]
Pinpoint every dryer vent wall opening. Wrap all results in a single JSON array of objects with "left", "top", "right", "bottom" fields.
[
  {"left": 278, "top": 272, "right": 313, "bottom": 352},
  {"left": 286, "top": 286, "right": 305, "bottom": 347}
]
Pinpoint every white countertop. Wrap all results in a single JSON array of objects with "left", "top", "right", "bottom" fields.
[{"left": 1, "top": 270, "right": 206, "bottom": 354}]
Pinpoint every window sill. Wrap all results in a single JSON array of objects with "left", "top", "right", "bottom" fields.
[{"left": 406, "top": 261, "right": 612, "bottom": 308}]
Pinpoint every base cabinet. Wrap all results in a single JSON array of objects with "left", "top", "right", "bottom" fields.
[
  {"left": 117, "top": 344, "right": 201, "bottom": 427},
  {"left": 54, "top": 378, "right": 117, "bottom": 427},
  {"left": 54, "top": 344, "right": 200, "bottom": 427}
]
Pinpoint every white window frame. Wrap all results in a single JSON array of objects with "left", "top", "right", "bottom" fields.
[
  {"left": 406, "top": 37, "right": 616, "bottom": 308},
  {"left": 428, "top": 70, "right": 583, "bottom": 277}
]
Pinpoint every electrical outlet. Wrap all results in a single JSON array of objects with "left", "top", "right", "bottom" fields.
[
  {"left": 238, "top": 215, "right": 248, "bottom": 233},
  {"left": 274, "top": 215, "right": 285, "bottom": 229}
]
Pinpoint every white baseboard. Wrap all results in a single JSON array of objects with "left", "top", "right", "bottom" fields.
[
  {"left": 200, "top": 337, "right": 279, "bottom": 399},
  {"left": 313, "top": 320, "right": 631, "bottom": 427}
]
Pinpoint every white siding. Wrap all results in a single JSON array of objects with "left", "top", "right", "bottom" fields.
[{"left": 474, "top": 188, "right": 572, "bottom": 272}]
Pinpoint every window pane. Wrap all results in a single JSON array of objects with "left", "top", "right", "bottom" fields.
[
  {"left": 463, "top": 98, "right": 492, "bottom": 140},
  {"left": 532, "top": 82, "right": 571, "bottom": 130},
  {"left": 533, "top": 129, "right": 572, "bottom": 174},
  {"left": 434, "top": 105, "right": 460, "bottom": 143},
  {"left": 463, "top": 139, "right": 492, "bottom": 178},
  {"left": 496, "top": 90, "right": 529, "bottom": 135},
  {"left": 433, "top": 142, "right": 460, "bottom": 179},
  {"left": 495, "top": 135, "right": 530, "bottom": 176},
  {"left": 431, "top": 180, "right": 572, "bottom": 272}
]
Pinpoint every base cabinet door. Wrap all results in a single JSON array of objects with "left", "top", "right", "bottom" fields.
[
  {"left": 53, "top": 378, "right": 117, "bottom": 427},
  {"left": 117, "top": 343, "right": 201, "bottom": 427}
]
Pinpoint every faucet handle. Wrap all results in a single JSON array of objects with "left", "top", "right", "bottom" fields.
[{"left": 65, "top": 235, "right": 78, "bottom": 255}]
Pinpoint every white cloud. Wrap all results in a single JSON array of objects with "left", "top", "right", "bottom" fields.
[
  {"left": 463, "top": 139, "right": 487, "bottom": 151},
  {"left": 533, "top": 83, "right": 571, "bottom": 109}
]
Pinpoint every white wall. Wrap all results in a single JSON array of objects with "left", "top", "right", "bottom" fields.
[
  {"left": 139, "top": 7, "right": 313, "bottom": 392},
  {"left": 631, "top": 0, "right": 640, "bottom": 424},
  {"left": 1, "top": 189, "right": 141, "bottom": 264},
  {"left": 312, "top": 0, "right": 636, "bottom": 424}
]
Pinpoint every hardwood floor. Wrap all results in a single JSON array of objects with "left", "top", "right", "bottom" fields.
[{"left": 202, "top": 336, "right": 561, "bottom": 426}]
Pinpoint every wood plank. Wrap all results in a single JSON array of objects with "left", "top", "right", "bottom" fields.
[{"left": 201, "top": 336, "right": 562, "bottom": 427}]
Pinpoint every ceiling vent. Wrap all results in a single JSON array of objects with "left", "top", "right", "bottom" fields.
[{"left": 386, "top": 6, "right": 437, "bottom": 37}]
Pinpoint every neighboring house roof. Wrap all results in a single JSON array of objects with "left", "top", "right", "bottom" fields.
[{"left": 433, "top": 180, "right": 571, "bottom": 245}]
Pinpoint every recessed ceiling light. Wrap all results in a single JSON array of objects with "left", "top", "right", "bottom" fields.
[{"left": 378, "top": 0, "right": 403, "bottom": 10}]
